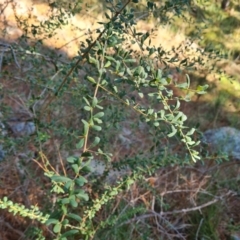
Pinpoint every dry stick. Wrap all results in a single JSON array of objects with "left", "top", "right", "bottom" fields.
[
  {"left": 119, "top": 191, "right": 234, "bottom": 227},
  {"left": 0, "top": 219, "right": 25, "bottom": 238},
  {"left": 155, "top": 191, "right": 233, "bottom": 216},
  {"left": 0, "top": 43, "right": 20, "bottom": 71},
  {"left": 161, "top": 189, "right": 216, "bottom": 199},
  {"left": 41, "top": 0, "right": 132, "bottom": 113},
  {"left": 154, "top": 212, "right": 186, "bottom": 240}
]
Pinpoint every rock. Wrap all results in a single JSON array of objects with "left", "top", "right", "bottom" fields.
[
  {"left": 0, "top": 145, "right": 5, "bottom": 161},
  {"left": 231, "top": 232, "right": 240, "bottom": 240},
  {"left": 202, "top": 127, "right": 240, "bottom": 160},
  {"left": 85, "top": 159, "right": 131, "bottom": 184},
  {"left": 7, "top": 117, "right": 35, "bottom": 137}
]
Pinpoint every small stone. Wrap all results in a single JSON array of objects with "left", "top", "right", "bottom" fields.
[
  {"left": 202, "top": 127, "right": 240, "bottom": 160},
  {"left": 7, "top": 119, "right": 36, "bottom": 137},
  {"left": 0, "top": 145, "right": 5, "bottom": 161}
]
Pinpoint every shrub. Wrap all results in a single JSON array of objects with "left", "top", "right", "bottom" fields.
[{"left": 0, "top": 0, "right": 231, "bottom": 239}]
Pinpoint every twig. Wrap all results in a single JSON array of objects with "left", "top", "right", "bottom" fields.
[
  {"left": 0, "top": 219, "right": 25, "bottom": 238},
  {"left": 154, "top": 213, "right": 186, "bottom": 239},
  {"left": 41, "top": 0, "right": 132, "bottom": 112},
  {"left": 119, "top": 191, "right": 234, "bottom": 227},
  {"left": 156, "top": 191, "right": 233, "bottom": 216},
  {"left": 0, "top": 42, "right": 20, "bottom": 71}
]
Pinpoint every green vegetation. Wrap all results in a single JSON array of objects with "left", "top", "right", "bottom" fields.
[{"left": 0, "top": 0, "right": 240, "bottom": 239}]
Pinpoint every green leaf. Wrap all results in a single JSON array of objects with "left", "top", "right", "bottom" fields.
[
  {"left": 126, "top": 179, "right": 135, "bottom": 188},
  {"left": 176, "top": 82, "right": 189, "bottom": 89},
  {"left": 92, "top": 97, "right": 98, "bottom": 107},
  {"left": 92, "top": 136, "right": 100, "bottom": 147},
  {"left": 101, "top": 79, "right": 107, "bottom": 85},
  {"left": 104, "top": 61, "right": 111, "bottom": 68},
  {"left": 180, "top": 58, "right": 188, "bottom": 66},
  {"left": 82, "top": 119, "right": 89, "bottom": 135},
  {"left": 93, "top": 118, "right": 103, "bottom": 124},
  {"left": 196, "top": 84, "right": 209, "bottom": 94},
  {"left": 76, "top": 139, "right": 84, "bottom": 149},
  {"left": 45, "top": 219, "right": 59, "bottom": 226},
  {"left": 84, "top": 106, "right": 91, "bottom": 111},
  {"left": 187, "top": 141, "right": 196, "bottom": 145},
  {"left": 113, "top": 86, "right": 118, "bottom": 93},
  {"left": 96, "top": 104, "right": 103, "bottom": 109},
  {"left": 61, "top": 230, "right": 79, "bottom": 238},
  {"left": 70, "top": 198, "right": 78, "bottom": 208},
  {"left": 67, "top": 213, "right": 82, "bottom": 222},
  {"left": 76, "top": 191, "right": 89, "bottom": 201},
  {"left": 61, "top": 205, "right": 67, "bottom": 215},
  {"left": 83, "top": 97, "right": 90, "bottom": 106},
  {"left": 67, "top": 156, "right": 77, "bottom": 163},
  {"left": 52, "top": 185, "right": 64, "bottom": 194},
  {"left": 138, "top": 92, "right": 144, "bottom": 98},
  {"left": 92, "top": 125, "right": 102, "bottom": 131},
  {"left": 126, "top": 67, "right": 132, "bottom": 76},
  {"left": 51, "top": 175, "right": 72, "bottom": 183},
  {"left": 96, "top": 40, "right": 102, "bottom": 50},
  {"left": 88, "top": 56, "right": 98, "bottom": 65},
  {"left": 61, "top": 198, "right": 70, "bottom": 204},
  {"left": 64, "top": 180, "right": 73, "bottom": 189},
  {"left": 186, "top": 128, "right": 195, "bottom": 136},
  {"left": 81, "top": 152, "right": 92, "bottom": 157},
  {"left": 147, "top": 108, "right": 154, "bottom": 115},
  {"left": 124, "top": 58, "right": 137, "bottom": 63},
  {"left": 167, "top": 126, "right": 177, "bottom": 137},
  {"left": 140, "top": 32, "right": 150, "bottom": 44},
  {"left": 53, "top": 223, "right": 61, "bottom": 233},
  {"left": 105, "top": 56, "right": 116, "bottom": 62},
  {"left": 109, "top": 188, "right": 118, "bottom": 196},
  {"left": 156, "top": 69, "right": 162, "bottom": 80},
  {"left": 174, "top": 100, "right": 180, "bottom": 111},
  {"left": 72, "top": 164, "right": 79, "bottom": 174},
  {"left": 86, "top": 76, "right": 96, "bottom": 83},
  {"left": 186, "top": 74, "right": 190, "bottom": 88},
  {"left": 3, "top": 197, "right": 8, "bottom": 202},
  {"left": 172, "top": 112, "right": 187, "bottom": 123},
  {"left": 147, "top": 1, "right": 154, "bottom": 9},
  {"left": 94, "top": 112, "right": 104, "bottom": 118},
  {"left": 75, "top": 176, "right": 88, "bottom": 186}
]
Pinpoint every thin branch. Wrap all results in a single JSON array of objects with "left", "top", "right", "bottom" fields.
[
  {"left": 41, "top": 0, "right": 132, "bottom": 112},
  {"left": 119, "top": 191, "right": 234, "bottom": 227},
  {"left": 0, "top": 219, "right": 25, "bottom": 238},
  {"left": 155, "top": 191, "right": 233, "bottom": 216},
  {"left": 0, "top": 42, "right": 20, "bottom": 71}
]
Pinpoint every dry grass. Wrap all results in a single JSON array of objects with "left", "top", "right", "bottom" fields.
[{"left": 92, "top": 161, "right": 240, "bottom": 239}]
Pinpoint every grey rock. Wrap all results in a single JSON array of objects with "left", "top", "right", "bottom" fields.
[
  {"left": 0, "top": 121, "right": 7, "bottom": 136},
  {"left": 202, "top": 127, "right": 240, "bottom": 160},
  {"left": 7, "top": 118, "right": 35, "bottom": 137},
  {"left": 0, "top": 145, "right": 4, "bottom": 161},
  {"left": 86, "top": 159, "right": 131, "bottom": 184},
  {"left": 231, "top": 233, "right": 240, "bottom": 240}
]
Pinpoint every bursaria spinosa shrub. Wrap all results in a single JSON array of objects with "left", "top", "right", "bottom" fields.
[{"left": 1, "top": 0, "right": 228, "bottom": 239}]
